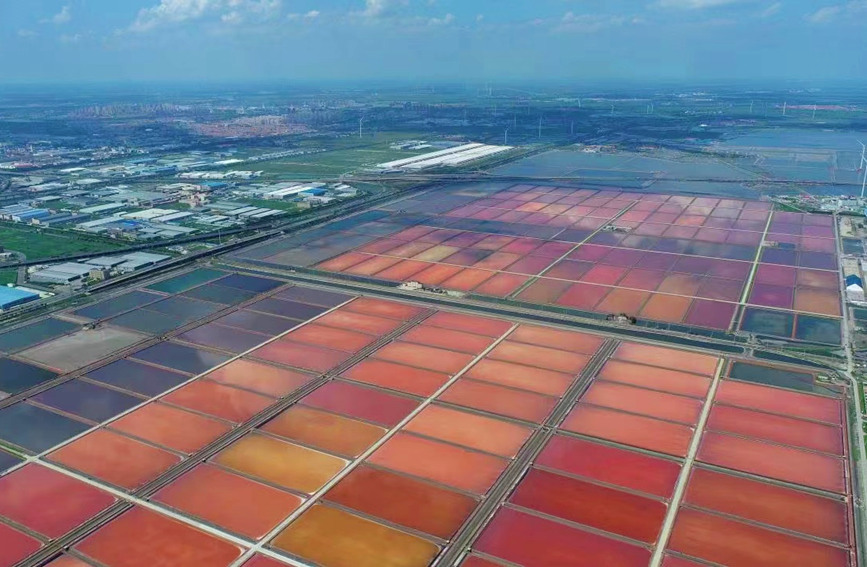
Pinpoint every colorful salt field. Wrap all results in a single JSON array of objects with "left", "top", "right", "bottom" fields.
[
  {"left": 0, "top": 269, "right": 858, "bottom": 567},
  {"left": 237, "top": 184, "right": 843, "bottom": 340}
]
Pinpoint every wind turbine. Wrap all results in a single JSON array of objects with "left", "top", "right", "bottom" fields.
[
  {"left": 359, "top": 116, "right": 365, "bottom": 138},
  {"left": 538, "top": 116, "right": 543, "bottom": 139},
  {"left": 504, "top": 128, "right": 509, "bottom": 146}
]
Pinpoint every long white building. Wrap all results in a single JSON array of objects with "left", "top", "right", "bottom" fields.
[{"left": 375, "top": 143, "right": 513, "bottom": 171}]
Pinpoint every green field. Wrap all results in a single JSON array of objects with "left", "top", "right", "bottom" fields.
[
  {"left": 0, "top": 225, "right": 123, "bottom": 259},
  {"left": 254, "top": 135, "right": 432, "bottom": 179},
  {"left": 238, "top": 198, "right": 302, "bottom": 212},
  {"left": 0, "top": 270, "right": 16, "bottom": 285}
]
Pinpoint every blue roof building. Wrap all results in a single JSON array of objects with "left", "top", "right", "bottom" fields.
[
  {"left": 0, "top": 287, "right": 39, "bottom": 310},
  {"left": 846, "top": 274, "right": 863, "bottom": 288}
]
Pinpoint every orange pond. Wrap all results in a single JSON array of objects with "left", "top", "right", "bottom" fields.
[
  {"left": 555, "top": 282, "right": 611, "bottom": 310},
  {"left": 0, "top": 523, "right": 41, "bottom": 567},
  {"left": 109, "top": 402, "right": 231, "bottom": 454},
  {"left": 424, "top": 311, "right": 512, "bottom": 337},
  {"left": 315, "top": 310, "right": 403, "bottom": 335},
  {"left": 561, "top": 404, "right": 694, "bottom": 457},
  {"left": 598, "top": 360, "right": 711, "bottom": 398},
  {"left": 698, "top": 431, "right": 845, "bottom": 494},
  {"left": 412, "top": 263, "right": 463, "bottom": 286},
  {"left": 0, "top": 463, "right": 115, "bottom": 539},
  {"left": 706, "top": 404, "right": 843, "bottom": 455},
  {"left": 302, "top": 381, "right": 418, "bottom": 427},
  {"left": 793, "top": 287, "right": 842, "bottom": 317},
  {"left": 614, "top": 342, "right": 719, "bottom": 375},
  {"left": 411, "top": 244, "right": 461, "bottom": 262},
  {"left": 638, "top": 294, "right": 693, "bottom": 324},
  {"left": 516, "top": 278, "right": 572, "bottom": 304},
  {"left": 684, "top": 467, "right": 850, "bottom": 544},
  {"left": 374, "top": 342, "right": 475, "bottom": 374},
  {"left": 400, "top": 325, "right": 496, "bottom": 354},
  {"left": 582, "top": 381, "right": 704, "bottom": 425},
  {"left": 76, "top": 507, "right": 241, "bottom": 567},
  {"left": 474, "top": 273, "right": 529, "bottom": 297},
  {"left": 595, "top": 289, "right": 651, "bottom": 314},
  {"left": 668, "top": 508, "right": 849, "bottom": 567},
  {"left": 535, "top": 435, "right": 681, "bottom": 498},
  {"left": 510, "top": 468, "right": 667, "bottom": 543},
  {"left": 343, "top": 297, "right": 426, "bottom": 320},
  {"left": 284, "top": 323, "right": 376, "bottom": 352},
  {"left": 204, "top": 359, "right": 311, "bottom": 398},
  {"left": 342, "top": 359, "right": 449, "bottom": 397},
  {"left": 271, "top": 505, "right": 439, "bottom": 567},
  {"left": 487, "top": 341, "right": 589, "bottom": 374},
  {"left": 261, "top": 405, "right": 386, "bottom": 457},
  {"left": 509, "top": 325, "right": 603, "bottom": 354},
  {"left": 162, "top": 379, "right": 274, "bottom": 423},
  {"left": 317, "top": 252, "right": 370, "bottom": 272},
  {"left": 404, "top": 405, "right": 533, "bottom": 458},
  {"left": 368, "top": 432, "right": 508, "bottom": 494},
  {"left": 343, "top": 255, "right": 401, "bottom": 276},
  {"left": 475, "top": 507, "right": 650, "bottom": 567},
  {"left": 439, "top": 378, "right": 557, "bottom": 423},
  {"left": 154, "top": 464, "right": 302, "bottom": 540},
  {"left": 251, "top": 340, "right": 352, "bottom": 374},
  {"left": 715, "top": 380, "right": 842, "bottom": 424},
  {"left": 325, "top": 465, "right": 477, "bottom": 539},
  {"left": 213, "top": 433, "right": 346, "bottom": 494},
  {"left": 49, "top": 430, "right": 179, "bottom": 491},
  {"left": 465, "top": 359, "right": 574, "bottom": 397},
  {"left": 440, "top": 268, "right": 496, "bottom": 292},
  {"left": 374, "top": 260, "right": 431, "bottom": 283}
]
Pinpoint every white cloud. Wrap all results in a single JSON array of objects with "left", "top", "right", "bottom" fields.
[
  {"left": 287, "top": 10, "right": 320, "bottom": 21},
  {"left": 475, "top": 14, "right": 484, "bottom": 22},
  {"left": 805, "top": 1, "right": 867, "bottom": 23},
  {"left": 17, "top": 29, "right": 38, "bottom": 38},
  {"left": 655, "top": 0, "right": 752, "bottom": 8},
  {"left": 427, "top": 13, "right": 454, "bottom": 26},
  {"left": 556, "top": 12, "right": 627, "bottom": 33},
  {"left": 129, "top": 0, "right": 281, "bottom": 32},
  {"left": 360, "top": 0, "right": 409, "bottom": 19},
  {"left": 221, "top": 10, "right": 244, "bottom": 24},
  {"left": 758, "top": 2, "right": 782, "bottom": 16},
  {"left": 59, "top": 33, "right": 82, "bottom": 43},
  {"left": 41, "top": 5, "right": 71, "bottom": 25}
]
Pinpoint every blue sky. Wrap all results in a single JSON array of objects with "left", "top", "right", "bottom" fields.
[{"left": 1, "top": 0, "right": 865, "bottom": 84}]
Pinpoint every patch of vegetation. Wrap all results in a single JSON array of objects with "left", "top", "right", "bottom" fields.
[
  {"left": 238, "top": 198, "right": 301, "bottom": 212},
  {"left": 0, "top": 269, "right": 16, "bottom": 285},
  {"left": 0, "top": 225, "right": 123, "bottom": 259},
  {"left": 162, "top": 202, "right": 192, "bottom": 211},
  {"left": 774, "top": 202, "right": 805, "bottom": 213}
]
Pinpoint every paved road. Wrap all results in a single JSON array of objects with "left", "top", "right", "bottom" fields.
[{"left": 834, "top": 213, "right": 866, "bottom": 565}]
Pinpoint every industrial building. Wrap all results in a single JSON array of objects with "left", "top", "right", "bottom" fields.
[
  {"left": 0, "top": 204, "right": 52, "bottom": 222},
  {"left": 375, "top": 143, "right": 513, "bottom": 171},
  {"left": 29, "top": 252, "right": 171, "bottom": 285},
  {"left": 0, "top": 286, "right": 40, "bottom": 311},
  {"left": 30, "top": 263, "right": 94, "bottom": 285}
]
